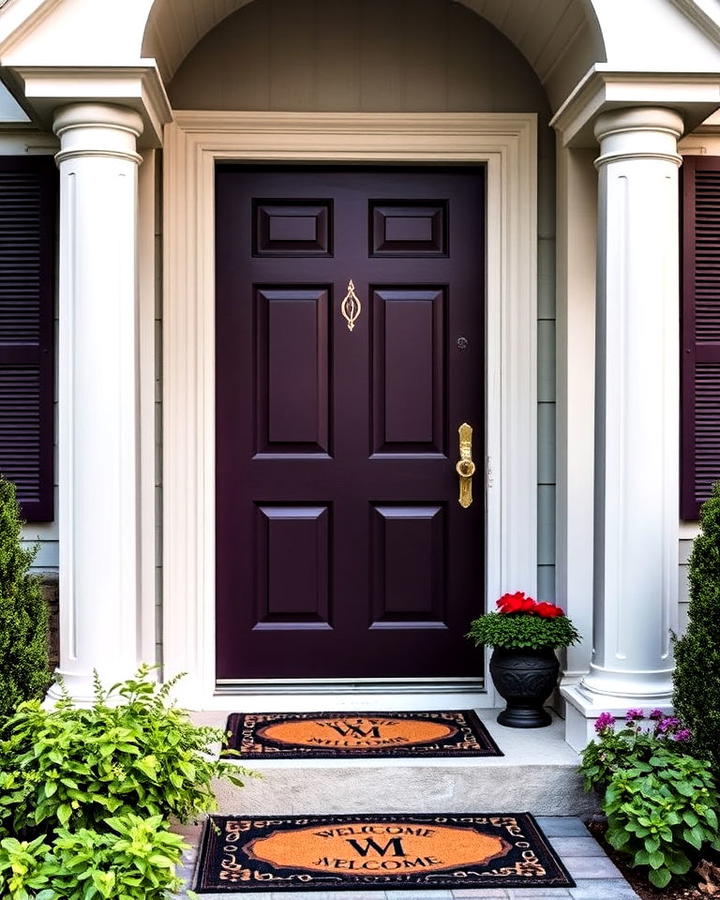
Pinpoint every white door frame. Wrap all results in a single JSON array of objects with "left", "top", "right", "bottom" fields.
[{"left": 162, "top": 111, "right": 538, "bottom": 710}]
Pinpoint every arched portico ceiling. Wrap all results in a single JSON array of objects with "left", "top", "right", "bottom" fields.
[{"left": 142, "top": 0, "right": 606, "bottom": 109}]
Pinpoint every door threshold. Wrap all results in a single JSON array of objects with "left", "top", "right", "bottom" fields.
[
  {"left": 210, "top": 678, "right": 492, "bottom": 712},
  {"left": 215, "top": 678, "right": 484, "bottom": 695}
]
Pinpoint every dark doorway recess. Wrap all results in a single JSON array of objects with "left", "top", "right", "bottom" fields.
[{"left": 216, "top": 166, "right": 485, "bottom": 680}]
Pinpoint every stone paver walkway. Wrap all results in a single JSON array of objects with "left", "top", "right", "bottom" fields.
[{"left": 175, "top": 817, "right": 640, "bottom": 899}]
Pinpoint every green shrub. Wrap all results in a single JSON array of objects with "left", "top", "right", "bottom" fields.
[
  {"left": 0, "top": 477, "right": 51, "bottom": 719},
  {"left": 581, "top": 709, "right": 720, "bottom": 889},
  {"left": 0, "top": 814, "right": 187, "bottom": 900},
  {"left": 580, "top": 709, "right": 692, "bottom": 793},
  {"left": 0, "top": 666, "right": 253, "bottom": 840},
  {"left": 673, "top": 481, "right": 720, "bottom": 768},
  {"left": 603, "top": 751, "right": 720, "bottom": 889}
]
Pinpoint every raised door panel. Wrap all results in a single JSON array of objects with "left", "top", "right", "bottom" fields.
[
  {"left": 370, "top": 201, "right": 447, "bottom": 256},
  {"left": 370, "top": 504, "right": 447, "bottom": 627},
  {"left": 254, "top": 504, "right": 331, "bottom": 629},
  {"left": 255, "top": 287, "right": 329, "bottom": 454},
  {"left": 372, "top": 288, "right": 445, "bottom": 455},
  {"left": 254, "top": 201, "right": 332, "bottom": 256}
]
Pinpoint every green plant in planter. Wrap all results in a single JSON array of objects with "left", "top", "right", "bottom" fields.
[
  {"left": 467, "top": 593, "right": 580, "bottom": 650},
  {"left": 0, "top": 665, "right": 254, "bottom": 840},
  {"left": 467, "top": 593, "right": 580, "bottom": 728},
  {"left": 0, "top": 476, "right": 51, "bottom": 720},
  {"left": 673, "top": 481, "right": 720, "bottom": 769}
]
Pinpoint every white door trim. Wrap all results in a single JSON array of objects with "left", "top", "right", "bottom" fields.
[{"left": 162, "top": 111, "right": 538, "bottom": 710}]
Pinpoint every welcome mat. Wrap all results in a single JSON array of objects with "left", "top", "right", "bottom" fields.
[
  {"left": 194, "top": 813, "right": 575, "bottom": 892},
  {"left": 222, "top": 710, "right": 502, "bottom": 759}
]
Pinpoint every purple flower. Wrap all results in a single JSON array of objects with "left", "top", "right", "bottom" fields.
[
  {"left": 673, "top": 729, "right": 692, "bottom": 742},
  {"left": 625, "top": 708, "right": 644, "bottom": 720},
  {"left": 595, "top": 712, "right": 616, "bottom": 734},
  {"left": 649, "top": 708, "right": 665, "bottom": 720},
  {"left": 657, "top": 716, "right": 680, "bottom": 734}
]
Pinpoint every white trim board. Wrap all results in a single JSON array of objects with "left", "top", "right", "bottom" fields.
[{"left": 162, "top": 111, "right": 538, "bottom": 711}]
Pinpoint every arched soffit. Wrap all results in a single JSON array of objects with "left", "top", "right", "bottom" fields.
[
  {"left": 142, "top": 0, "right": 607, "bottom": 110},
  {"left": 167, "top": 0, "right": 551, "bottom": 117}
]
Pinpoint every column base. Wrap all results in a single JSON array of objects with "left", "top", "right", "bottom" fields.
[
  {"left": 561, "top": 684, "right": 673, "bottom": 751},
  {"left": 45, "top": 669, "right": 102, "bottom": 708}
]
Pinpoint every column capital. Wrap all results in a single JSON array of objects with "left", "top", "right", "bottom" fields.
[
  {"left": 593, "top": 106, "right": 684, "bottom": 169},
  {"left": 594, "top": 106, "right": 684, "bottom": 142},
  {"left": 53, "top": 103, "right": 144, "bottom": 166},
  {"left": 54, "top": 102, "right": 144, "bottom": 136}
]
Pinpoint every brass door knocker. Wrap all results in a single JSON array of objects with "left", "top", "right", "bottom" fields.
[{"left": 341, "top": 279, "right": 362, "bottom": 331}]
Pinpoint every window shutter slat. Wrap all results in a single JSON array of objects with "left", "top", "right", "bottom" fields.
[
  {"left": 0, "top": 158, "right": 55, "bottom": 522},
  {"left": 681, "top": 157, "right": 720, "bottom": 519}
]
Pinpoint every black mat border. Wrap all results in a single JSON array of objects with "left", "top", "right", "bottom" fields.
[
  {"left": 192, "top": 812, "right": 576, "bottom": 893},
  {"left": 222, "top": 709, "right": 503, "bottom": 759}
]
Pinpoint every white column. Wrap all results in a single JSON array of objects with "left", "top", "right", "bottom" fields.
[
  {"left": 562, "top": 107, "right": 682, "bottom": 749},
  {"left": 48, "top": 103, "right": 143, "bottom": 704}
]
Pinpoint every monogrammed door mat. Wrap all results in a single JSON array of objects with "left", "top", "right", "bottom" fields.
[
  {"left": 193, "top": 813, "right": 575, "bottom": 892},
  {"left": 222, "top": 710, "right": 502, "bottom": 759}
]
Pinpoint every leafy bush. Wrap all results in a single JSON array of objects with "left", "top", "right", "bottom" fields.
[
  {"left": 581, "top": 708, "right": 720, "bottom": 889},
  {"left": 604, "top": 751, "right": 720, "bottom": 889},
  {"left": 0, "top": 666, "right": 252, "bottom": 840},
  {"left": 0, "top": 477, "right": 51, "bottom": 719},
  {"left": 0, "top": 814, "right": 186, "bottom": 900},
  {"left": 580, "top": 708, "right": 692, "bottom": 793},
  {"left": 673, "top": 481, "right": 720, "bottom": 768},
  {"left": 0, "top": 668, "right": 252, "bottom": 898}
]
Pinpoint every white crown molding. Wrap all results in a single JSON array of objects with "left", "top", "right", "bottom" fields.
[
  {"left": 173, "top": 110, "right": 538, "bottom": 136},
  {"left": 9, "top": 63, "right": 172, "bottom": 146},
  {"left": 551, "top": 66, "right": 720, "bottom": 146}
]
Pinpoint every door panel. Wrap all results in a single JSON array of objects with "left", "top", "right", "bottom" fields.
[
  {"left": 216, "top": 167, "right": 485, "bottom": 680},
  {"left": 255, "top": 504, "right": 331, "bottom": 628},
  {"left": 254, "top": 201, "right": 332, "bottom": 256},
  {"left": 370, "top": 503, "right": 447, "bottom": 626},
  {"left": 370, "top": 202, "right": 447, "bottom": 256},
  {"left": 372, "top": 288, "right": 445, "bottom": 454},
  {"left": 255, "top": 287, "right": 329, "bottom": 453}
]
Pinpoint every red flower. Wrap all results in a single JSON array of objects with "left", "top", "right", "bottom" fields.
[
  {"left": 495, "top": 592, "right": 566, "bottom": 618},
  {"left": 535, "top": 602, "right": 565, "bottom": 618},
  {"left": 497, "top": 591, "right": 537, "bottom": 614}
]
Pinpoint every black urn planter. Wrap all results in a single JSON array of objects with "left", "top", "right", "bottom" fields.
[{"left": 489, "top": 647, "right": 560, "bottom": 728}]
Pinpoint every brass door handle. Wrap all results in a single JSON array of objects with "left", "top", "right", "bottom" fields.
[{"left": 455, "top": 423, "right": 476, "bottom": 508}]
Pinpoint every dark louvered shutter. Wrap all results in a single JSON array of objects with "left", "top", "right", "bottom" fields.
[
  {"left": 681, "top": 156, "right": 720, "bottom": 519},
  {"left": 0, "top": 157, "right": 55, "bottom": 522}
]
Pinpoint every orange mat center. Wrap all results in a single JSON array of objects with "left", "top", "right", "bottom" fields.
[
  {"left": 256, "top": 716, "right": 457, "bottom": 749},
  {"left": 246, "top": 820, "right": 510, "bottom": 876}
]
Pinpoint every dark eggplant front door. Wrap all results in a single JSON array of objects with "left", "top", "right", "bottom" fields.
[{"left": 216, "top": 166, "right": 484, "bottom": 680}]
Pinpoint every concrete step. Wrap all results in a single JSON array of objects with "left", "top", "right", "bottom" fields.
[{"left": 196, "top": 709, "right": 598, "bottom": 817}]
